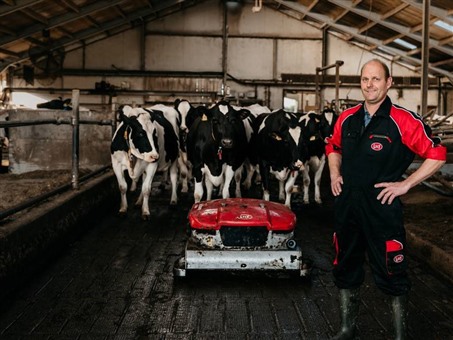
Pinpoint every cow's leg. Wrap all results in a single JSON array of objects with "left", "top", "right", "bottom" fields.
[
  {"left": 272, "top": 168, "right": 289, "bottom": 203},
  {"left": 130, "top": 177, "right": 139, "bottom": 192},
  {"left": 178, "top": 152, "right": 189, "bottom": 193},
  {"left": 139, "top": 164, "right": 157, "bottom": 220},
  {"left": 260, "top": 164, "right": 271, "bottom": 201},
  {"left": 205, "top": 164, "right": 224, "bottom": 201},
  {"left": 169, "top": 161, "right": 178, "bottom": 205},
  {"left": 242, "top": 160, "right": 254, "bottom": 190},
  {"left": 205, "top": 178, "right": 214, "bottom": 201},
  {"left": 279, "top": 180, "right": 285, "bottom": 202},
  {"left": 302, "top": 164, "right": 311, "bottom": 204},
  {"left": 284, "top": 171, "right": 299, "bottom": 208},
  {"left": 193, "top": 167, "right": 204, "bottom": 203},
  {"left": 234, "top": 165, "right": 243, "bottom": 198},
  {"left": 222, "top": 165, "right": 235, "bottom": 199},
  {"left": 313, "top": 155, "right": 326, "bottom": 204},
  {"left": 112, "top": 160, "right": 128, "bottom": 215}
]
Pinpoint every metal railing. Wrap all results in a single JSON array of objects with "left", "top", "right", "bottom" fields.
[{"left": 0, "top": 89, "right": 115, "bottom": 221}]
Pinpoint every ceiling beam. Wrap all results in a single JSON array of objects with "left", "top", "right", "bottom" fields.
[
  {"left": 328, "top": 0, "right": 453, "bottom": 56},
  {"left": 0, "top": 0, "right": 46, "bottom": 17},
  {"left": 56, "top": 0, "right": 80, "bottom": 13},
  {"left": 273, "top": 0, "right": 452, "bottom": 78},
  {"left": 0, "top": 0, "right": 203, "bottom": 71},
  {"left": 20, "top": 7, "right": 48, "bottom": 25},
  {"left": 401, "top": 0, "right": 453, "bottom": 26},
  {"left": 0, "top": 0, "right": 128, "bottom": 46}
]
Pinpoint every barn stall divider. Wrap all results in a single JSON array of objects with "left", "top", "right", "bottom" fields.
[{"left": 0, "top": 89, "right": 115, "bottom": 221}]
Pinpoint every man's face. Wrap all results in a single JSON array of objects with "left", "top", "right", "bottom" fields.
[{"left": 360, "top": 61, "right": 392, "bottom": 105}]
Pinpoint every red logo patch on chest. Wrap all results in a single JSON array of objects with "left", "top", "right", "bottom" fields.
[
  {"left": 371, "top": 142, "right": 383, "bottom": 151},
  {"left": 393, "top": 254, "right": 404, "bottom": 263}
]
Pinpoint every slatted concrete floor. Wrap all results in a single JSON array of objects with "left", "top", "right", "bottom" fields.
[{"left": 0, "top": 185, "right": 452, "bottom": 339}]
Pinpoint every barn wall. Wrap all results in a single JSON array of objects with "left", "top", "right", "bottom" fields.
[
  {"left": 7, "top": 109, "right": 112, "bottom": 174},
  {"left": 9, "top": 2, "right": 447, "bottom": 113}
]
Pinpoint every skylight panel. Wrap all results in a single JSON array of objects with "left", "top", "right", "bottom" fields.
[
  {"left": 394, "top": 38, "right": 417, "bottom": 50},
  {"left": 434, "top": 20, "right": 453, "bottom": 33}
]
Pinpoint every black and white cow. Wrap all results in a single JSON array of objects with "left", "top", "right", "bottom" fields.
[
  {"left": 234, "top": 103, "right": 271, "bottom": 190},
  {"left": 250, "top": 109, "right": 308, "bottom": 208},
  {"left": 111, "top": 105, "right": 180, "bottom": 219},
  {"left": 186, "top": 100, "right": 248, "bottom": 202},
  {"left": 174, "top": 99, "right": 204, "bottom": 193},
  {"left": 299, "top": 108, "right": 337, "bottom": 204}
]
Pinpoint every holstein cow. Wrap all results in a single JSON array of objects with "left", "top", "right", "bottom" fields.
[
  {"left": 186, "top": 100, "right": 248, "bottom": 202},
  {"left": 299, "top": 108, "right": 337, "bottom": 204},
  {"left": 111, "top": 105, "right": 180, "bottom": 219},
  {"left": 174, "top": 99, "right": 204, "bottom": 193},
  {"left": 250, "top": 109, "right": 308, "bottom": 208},
  {"left": 233, "top": 104, "right": 271, "bottom": 190}
]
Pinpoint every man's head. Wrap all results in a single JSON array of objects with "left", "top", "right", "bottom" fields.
[{"left": 360, "top": 59, "right": 393, "bottom": 108}]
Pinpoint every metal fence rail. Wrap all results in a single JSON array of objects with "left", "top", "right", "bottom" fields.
[{"left": 0, "top": 89, "right": 115, "bottom": 221}]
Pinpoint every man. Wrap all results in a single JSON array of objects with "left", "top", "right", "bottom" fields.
[{"left": 325, "top": 58, "right": 446, "bottom": 340}]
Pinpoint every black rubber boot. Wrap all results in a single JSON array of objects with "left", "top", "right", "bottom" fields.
[
  {"left": 331, "top": 288, "right": 360, "bottom": 340},
  {"left": 391, "top": 294, "right": 408, "bottom": 340}
]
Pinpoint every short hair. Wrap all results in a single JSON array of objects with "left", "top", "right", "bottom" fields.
[{"left": 360, "top": 59, "right": 391, "bottom": 80}]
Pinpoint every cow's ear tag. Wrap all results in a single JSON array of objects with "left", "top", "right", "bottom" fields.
[
  {"left": 217, "top": 146, "right": 223, "bottom": 160},
  {"left": 201, "top": 114, "right": 208, "bottom": 121},
  {"left": 310, "top": 135, "right": 316, "bottom": 141},
  {"left": 124, "top": 130, "right": 128, "bottom": 139}
]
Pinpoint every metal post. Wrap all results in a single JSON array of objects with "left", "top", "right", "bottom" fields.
[
  {"left": 335, "top": 60, "right": 344, "bottom": 113},
  {"left": 71, "top": 89, "right": 80, "bottom": 190},
  {"left": 315, "top": 61, "right": 344, "bottom": 112},
  {"left": 315, "top": 68, "right": 320, "bottom": 111},
  {"left": 420, "top": 0, "right": 430, "bottom": 116},
  {"left": 222, "top": 3, "right": 228, "bottom": 98}
]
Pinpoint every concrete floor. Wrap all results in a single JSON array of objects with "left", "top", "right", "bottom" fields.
[{"left": 0, "top": 183, "right": 452, "bottom": 339}]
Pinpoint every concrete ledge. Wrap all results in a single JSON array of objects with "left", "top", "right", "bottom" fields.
[
  {"left": 407, "top": 227, "right": 453, "bottom": 284},
  {"left": 0, "top": 170, "right": 117, "bottom": 301}
]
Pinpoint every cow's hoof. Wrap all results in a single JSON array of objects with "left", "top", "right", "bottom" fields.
[
  {"left": 303, "top": 200, "right": 310, "bottom": 205},
  {"left": 141, "top": 214, "right": 150, "bottom": 221},
  {"left": 117, "top": 211, "right": 127, "bottom": 218},
  {"left": 170, "top": 200, "right": 177, "bottom": 206},
  {"left": 315, "top": 200, "right": 322, "bottom": 205}
]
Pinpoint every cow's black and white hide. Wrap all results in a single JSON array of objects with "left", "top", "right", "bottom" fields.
[
  {"left": 186, "top": 101, "right": 248, "bottom": 203},
  {"left": 299, "top": 108, "right": 337, "bottom": 204},
  {"left": 110, "top": 105, "right": 180, "bottom": 219},
  {"left": 37, "top": 97, "right": 72, "bottom": 110},
  {"left": 232, "top": 103, "right": 271, "bottom": 190},
  {"left": 174, "top": 99, "right": 205, "bottom": 193},
  {"left": 250, "top": 109, "right": 308, "bottom": 208}
]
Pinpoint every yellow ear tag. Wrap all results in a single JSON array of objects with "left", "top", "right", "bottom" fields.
[
  {"left": 124, "top": 130, "right": 128, "bottom": 139},
  {"left": 201, "top": 114, "right": 208, "bottom": 121}
]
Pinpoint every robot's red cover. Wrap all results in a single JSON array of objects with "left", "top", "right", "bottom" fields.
[{"left": 188, "top": 198, "right": 296, "bottom": 231}]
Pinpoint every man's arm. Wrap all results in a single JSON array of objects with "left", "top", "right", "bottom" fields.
[
  {"left": 375, "top": 158, "right": 446, "bottom": 204},
  {"left": 328, "top": 152, "right": 343, "bottom": 196}
]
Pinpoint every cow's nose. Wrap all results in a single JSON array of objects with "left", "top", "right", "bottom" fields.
[
  {"left": 221, "top": 138, "right": 233, "bottom": 148},
  {"left": 144, "top": 152, "right": 159, "bottom": 163}
]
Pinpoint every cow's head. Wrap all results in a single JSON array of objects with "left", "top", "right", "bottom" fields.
[
  {"left": 320, "top": 108, "right": 338, "bottom": 142},
  {"left": 300, "top": 111, "right": 323, "bottom": 143},
  {"left": 266, "top": 109, "right": 307, "bottom": 171},
  {"left": 120, "top": 106, "right": 159, "bottom": 163},
  {"left": 175, "top": 99, "right": 205, "bottom": 149},
  {"left": 209, "top": 101, "right": 246, "bottom": 149}
]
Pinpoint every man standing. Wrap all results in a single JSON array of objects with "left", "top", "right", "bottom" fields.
[{"left": 325, "top": 59, "right": 446, "bottom": 339}]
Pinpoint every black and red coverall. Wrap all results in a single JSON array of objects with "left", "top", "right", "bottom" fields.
[{"left": 325, "top": 96, "right": 447, "bottom": 296}]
